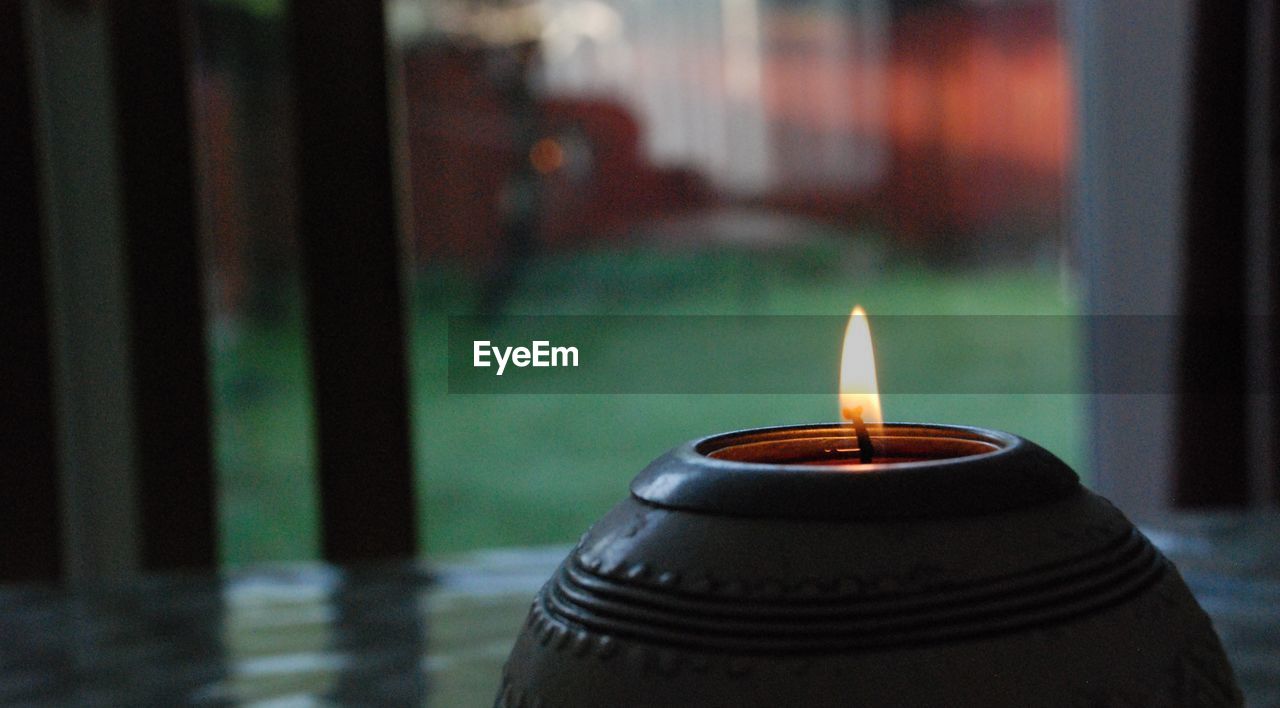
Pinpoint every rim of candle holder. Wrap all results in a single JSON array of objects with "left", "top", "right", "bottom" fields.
[{"left": 630, "top": 422, "right": 1080, "bottom": 520}]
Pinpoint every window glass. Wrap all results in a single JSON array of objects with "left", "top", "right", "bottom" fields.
[
  {"left": 196, "top": 0, "right": 1080, "bottom": 561},
  {"left": 196, "top": 0, "right": 319, "bottom": 563},
  {"left": 392, "top": 0, "right": 1082, "bottom": 554}
]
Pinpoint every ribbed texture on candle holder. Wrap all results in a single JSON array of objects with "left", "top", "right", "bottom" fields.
[{"left": 499, "top": 424, "right": 1241, "bottom": 707}]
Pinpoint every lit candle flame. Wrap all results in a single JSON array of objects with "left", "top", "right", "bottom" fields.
[{"left": 839, "top": 306, "right": 882, "bottom": 423}]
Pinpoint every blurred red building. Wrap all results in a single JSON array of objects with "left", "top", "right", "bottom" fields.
[
  {"left": 400, "top": 1, "right": 1070, "bottom": 269},
  {"left": 200, "top": 1, "right": 1072, "bottom": 313}
]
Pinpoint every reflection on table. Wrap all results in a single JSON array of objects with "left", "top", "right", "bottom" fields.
[{"left": 1, "top": 518, "right": 1276, "bottom": 706}]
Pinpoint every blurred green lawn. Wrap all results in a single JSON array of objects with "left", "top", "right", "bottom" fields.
[{"left": 214, "top": 242, "right": 1085, "bottom": 565}]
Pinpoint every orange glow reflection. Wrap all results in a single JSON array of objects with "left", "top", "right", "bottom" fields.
[{"left": 530, "top": 138, "right": 565, "bottom": 174}]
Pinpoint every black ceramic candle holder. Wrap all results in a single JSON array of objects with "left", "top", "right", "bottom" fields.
[{"left": 498, "top": 423, "right": 1241, "bottom": 707}]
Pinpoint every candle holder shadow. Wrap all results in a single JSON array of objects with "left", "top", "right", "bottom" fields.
[{"left": 498, "top": 423, "right": 1241, "bottom": 707}]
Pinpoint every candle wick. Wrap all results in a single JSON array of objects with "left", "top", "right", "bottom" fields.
[{"left": 849, "top": 407, "right": 875, "bottom": 464}]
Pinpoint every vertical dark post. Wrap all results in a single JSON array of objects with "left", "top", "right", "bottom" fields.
[
  {"left": 1270, "top": 0, "right": 1280, "bottom": 505},
  {"left": 289, "top": 2, "right": 418, "bottom": 561},
  {"left": 0, "top": 0, "right": 63, "bottom": 582},
  {"left": 107, "top": 1, "right": 217, "bottom": 568},
  {"left": 1175, "top": 0, "right": 1251, "bottom": 507}
]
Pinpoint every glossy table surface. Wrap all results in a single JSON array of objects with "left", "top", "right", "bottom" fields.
[{"left": 1, "top": 515, "right": 1277, "bottom": 706}]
